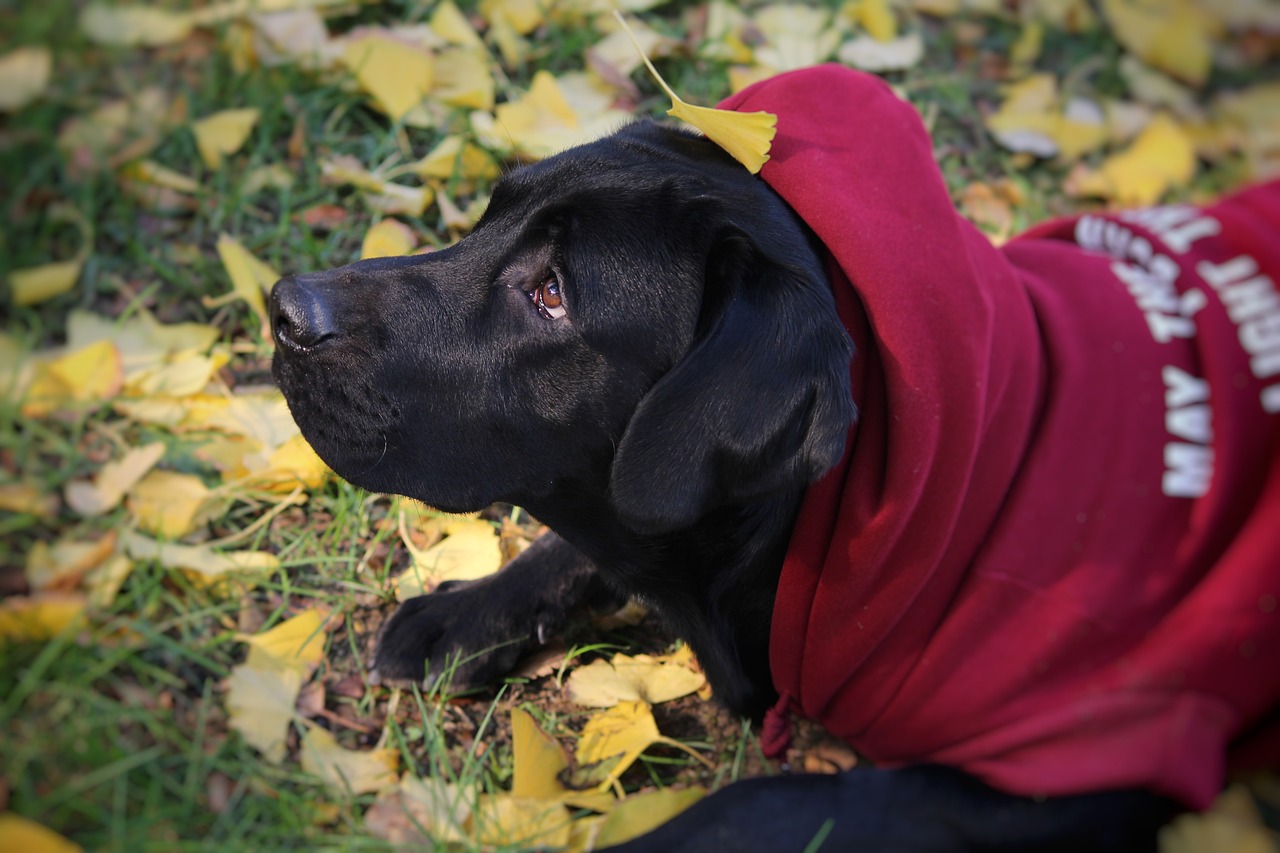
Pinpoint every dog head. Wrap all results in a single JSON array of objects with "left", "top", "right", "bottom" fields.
[{"left": 271, "top": 121, "right": 855, "bottom": 533}]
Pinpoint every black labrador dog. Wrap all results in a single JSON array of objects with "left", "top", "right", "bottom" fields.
[{"left": 270, "top": 68, "right": 1280, "bottom": 850}]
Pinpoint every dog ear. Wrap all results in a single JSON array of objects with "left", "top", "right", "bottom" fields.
[{"left": 610, "top": 231, "right": 855, "bottom": 533}]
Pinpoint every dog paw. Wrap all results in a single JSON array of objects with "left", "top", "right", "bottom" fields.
[{"left": 370, "top": 576, "right": 560, "bottom": 690}]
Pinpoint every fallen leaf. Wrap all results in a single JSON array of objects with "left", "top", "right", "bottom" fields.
[
  {"left": 430, "top": 0, "right": 484, "bottom": 48},
  {"left": 342, "top": 34, "right": 434, "bottom": 123},
  {"left": 396, "top": 517, "right": 502, "bottom": 599},
  {"left": 480, "top": 0, "right": 544, "bottom": 35},
  {"left": 241, "top": 609, "right": 328, "bottom": 672},
  {"left": 21, "top": 340, "right": 124, "bottom": 418},
  {"left": 838, "top": 31, "right": 925, "bottom": 72},
  {"left": 566, "top": 652, "right": 706, "bottom": 707},
  {"left": 469, "top": 795, "right": 572, "bottom": 850},
  {"left": 574, "top": 701, "right": 711, "bottom": 792},
  {"left": 361, "top": 219, "right": 417, "bottom": 260},
  {"left": 301, "top": 727, "right": 400, "bottom": 795},
  {"left": 1069, "top": 112, "right": 1196, "bottom": 205},
  {"left": 593, "top": 787, "right": 705, "bottom": 849},
  {"left": 753, "top": 4, "right": 840, "bottom": 71},
  {"left": 0, "top": 46, "right": 53, "bottom": 112},
  {"left": 511, "top": 707, "right": 615, "bottom": 811},
  {"left": 1101, "top": 0, "right": 1215, "bottom": 87},
  {"left": 126, "top": 470, "right": 225, "bottom": 539},
  {"left": 123, "top": 530, "right": 280, "bottom": 579},
  {"left": 85, "top": 553, "right": 134, "bottom": 609},
  {"left": 215, "top": 234, "right": 277, "bottom": 332},
  {"left": 64, "top": 442, "right": 166, "bottom": 517},
  {"left": 0, "top": 594, "right": 87, "bottom": 643},
  {"left": 1159, "top": 784, "right": 1276, "bottom": 853},
  {"left": 366, "top": 775, "right": 473, "bottom": 845},
  {"left": 0, "top": 813, "right": 82, "bottom": 853},
  {"left": 24, "top": 533, "right": 117, "bottom": 592},
  {"left": 9, "top": 204, "right": 93, "bottom": 307},
  {"left": 250, "top": 9, "right": 333, "bottom": 68},
  {"left": 0, "top": 482, "right": 61, "bottom": 518},
  {"left": 431, "top": 47, "right": 494, "bottom": 111},
  {"left": 193, "top": 108, "right": 260, "bottom": 169},
  {"left": 80, "top": 3, "right": 194, "bottom": 47},
  {"left": 849, "top": 0, "right": 898, "bottom": 42},
  {"left": 410, "top": 136, "right": 500, "bottom": 184},
  {"left": 320, "top": 155, "right": 433, "bottom": 216},
  {"left": 225, "top": 652, "right": 302, "bottom": 764}
]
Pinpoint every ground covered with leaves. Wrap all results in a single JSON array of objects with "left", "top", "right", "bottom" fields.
[{"left": 2, "top": 0, "right": 1279, "bottom": 850}]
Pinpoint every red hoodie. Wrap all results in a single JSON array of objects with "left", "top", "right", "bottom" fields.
[{"left": 719, "top": 66, "right": 1280, "bottom": 809}]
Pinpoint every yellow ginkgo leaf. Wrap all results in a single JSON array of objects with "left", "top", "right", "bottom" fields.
[
  {"left": 850, "top": 0, "right": 898, "bottom": 42},
  {"left": 480, "top": 0, "right": 544, "bottom": 35},
  {"left": 342, "top": 35, "right": 434, "bottom": 123},
  {"left": 1071, "top": 112, "right": 1196, "bottom": 206},
  {"left": 510, "top": 707, "right": 617, "bottom": 812},
  {"left": 429, "top": 0, "right": 483, "bottom": 48},
  {"left": 79, "top": 3, "right": 193, "bottom": 47},
  {"left": 9, "top": 203, "right": 93, "bottom": 307},
  {"left": 432, "top": 47, "right": 495, "bottom": 111},
  {"left": 574, "top": 700, "right": 711, "bottom": 792},
  {"left": 361, "top": 219, "right": 417, "bottom": 260},
  {"left": 366, "top": 775, "right": 473, "bottom": 845},
  {"left": 22, "top": 340, "right": 123, "bottom": 418},
  {"left": 24, "top": 533, "right": 117, "bottom": 592},
  {"left": 0, "top": 813, "right": 82, "bottom": 853},
  {"left": 411, "top": 136, "right": 500, "bottom": 184},
  {"left": 215, "top": 234, "right": 277, "bottom": 332},
  {"left": 615, "top": 12, "right": 775, "bottom": 174},
  {"left": 0, "top": 482, "right": 59, "bottom": 518},
  {"left": 396, "top": 517, "right": 502, "bottom": 599},
  {"left": 258, "top": 434, "right": 330, "bottom": 491},
  {"left": 225, "top": 652, "right": 303, "bottom": 764},
  {"left": 193, "top": 108, "right": 260, "bottom": 169},
  {"left": 0, "top": 594, "right": 86, "bottom": 643},
  {"left": 0, "top": 46, "right": 53, "bottom": 112},
  {"left": 1101, "top": 0, "right": 1213, "bottom": 87},
  {"left": 753, "top": 5, "right": 840, "bottom": 71},
  {"left": 300, "top": 727, "right": 400, "bottom": 795},
  {"left": 126, "top": 470, "right": 225, "bottom": 539},
  {"left": 85, "top": 553, "right": 134, "bottom": 609},
  {"left": 593, "top": 787, "right": 705, "bottom": 849},
  {"left": 566, "top": 652, "right": 706, "bottom": 707},
  {"left": 122, "top": 530, "right": 280, "bottom": 579},
  {"left": 469, "top": 795, "right": 572, "bottom": 850},
  {"left": 242, "top": 609, "right": 328, "bottom": 672},
  {"left": 64, "top": 442, "right": 166, "bottom": 517}
]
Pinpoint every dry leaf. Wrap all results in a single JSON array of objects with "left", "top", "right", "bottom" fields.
[
  {"left": 593, "top": 787, "right": 705, "bottom": 849},
  {"left": 1069, "top": 112, "right": 1196, "bottom": 205},
  {"left": 753, "top": 5, "right": 840, "bottom": 71},
  {"left": 366, "top": 775, "right": 473, "bottom": 845},
  {"left": 1159, "top": 784, "right": 1277, "bottom": 853},
  {"left": 9, "top": 204, "right": 93, "bottom": 307},
  {"left": 242, "top": 609, "right": 328, "bottom": 671},
  {"left": 396, "top": 517, "right": 502, "bottom": 599},
  {"left": 193, "top": 108, "right": 260, "bottom": 169},
  {"left": 320, "top": 155, "right": 433, "bottom": 217},
  {"left": 342, "top": 35, "right": 434, "bottom": 123},
  {"left": 0, "top": 813, "right": 83, "bottom": 853},
  {"left": 126, "top": 470, "right": 225, "bottom": 539},
  {"left": 0, "top": 46, "right": 53, "bottom": 112},
  {"left": 21, "top": 340, "right": 124, "bottom": 418},
  {"left": 469, "top": 795, "right": 572, "bottom": 850},
  {"left": 566, "top": 652, "right": 706, "bottom": 707},
  {"left": 85, "top": 553, "right": 135, "bottom": 609},
  {"left": 215, "top": 234, "right": 277, "bottom": 332},
  {"left": 1101, "top": 0, "right": 1215, "bottom": 87},
  {"left": 430, "top": 0, "right": 484, "bottom": 48},
  {"left": 431, "top": 47, "right": 494, "bottom": 111},
  {"left": 122, "top": 530, "right": 280, "bottom": 579},
  {"left": 0, "top": 594, "right": 87, "bottom": 643},
  {"left": 225, "top": 652, "right": 303, "bottom": 764},
  {"left": 300, "top": 727, "right": 399, "bottom": 795},
  {"left": 839, "top": 31, "right": 925, "bottom": 72},
  {"left": 80, "top": 3, "right": 194, "bottom": 47},
  {"left": 849, "top": 0, "right": 898, "bottom": 42},
  {"left": 24, "top": 534, "right": 118, "bottom": 592},
  {"left": 361, "top": 219, "right": 417, "bottom": 260},
  {"left": 574, "top": 700, "right": 710, "bottom": 792},
  {"left": 64, "top": 442, "right": 166, "bottom": 517},
  {"left": 0, "top": 482, "right": 61, "bottom": 518},
  {"left": 616, "top": 13, "right": 776, "bottom": 174}
]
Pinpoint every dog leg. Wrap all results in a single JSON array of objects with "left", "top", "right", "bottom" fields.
[
  {"left": 371, "top": 531, "right": 606, "bottom": 689},
  {"left": 605, "top": 765, "right": 1177, "bottom": 852}
]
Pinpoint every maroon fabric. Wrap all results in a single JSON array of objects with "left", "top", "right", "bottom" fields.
[{"left": 719, "top": 66, "right": 1280, "bottom": 808}]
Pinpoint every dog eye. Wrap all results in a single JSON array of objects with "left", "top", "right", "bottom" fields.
[{"left": 533, "top": 276, "right": 567, "bottom": 320}]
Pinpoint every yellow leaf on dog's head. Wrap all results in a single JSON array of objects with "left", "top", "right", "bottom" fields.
[
  {"left": 615, "top": 12, "right": 775, "bottom": 174},
  {"left": 193, "top": 108, "right": 260, "bottom": 169}
]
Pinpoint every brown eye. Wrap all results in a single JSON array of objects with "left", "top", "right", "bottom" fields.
[{"left": 534, "top": 276, "right": 567, "bottom": 320}]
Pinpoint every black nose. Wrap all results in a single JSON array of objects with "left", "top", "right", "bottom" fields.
[{"left": 270, "top": 274, "right": 338, "bottom": 350}]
